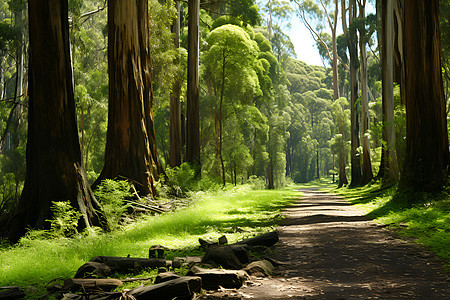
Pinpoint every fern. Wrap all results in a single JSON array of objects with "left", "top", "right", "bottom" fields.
[{"left": 47, "top": 201, "right": 82, "bottom": 237}]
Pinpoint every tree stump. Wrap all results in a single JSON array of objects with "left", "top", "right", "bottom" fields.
[
  {"left": 202, "top": 244, "right": 243, "bottom": 269},
  {"left": 229, "top": 244, "right": 250, "bottom": 264},
  {"left": 242, "top": 260, "right": 274, "bottom": 277},
  {"left": 148, "top": 244, "right": 168, "bottom": 259},
  {"left": 218, "top": 235, "right": 228, "bottom": 245}
]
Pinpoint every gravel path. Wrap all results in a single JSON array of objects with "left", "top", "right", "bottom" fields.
[{"left": 201, "top": 188, "right": 450, "bottom": 299}]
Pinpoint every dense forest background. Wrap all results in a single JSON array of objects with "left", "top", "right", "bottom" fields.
[{"left": 0, "top": 0, "right": 449, "bottom": 239}]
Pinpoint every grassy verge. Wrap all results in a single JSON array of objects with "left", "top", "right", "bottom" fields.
[
  {"left": 333, "top": 182, "right": 450, "bottom": 269},
  {"left": 0, "top": 185, "right": 297, "bottom": 293}
]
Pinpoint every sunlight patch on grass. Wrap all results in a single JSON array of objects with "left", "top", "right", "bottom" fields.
[{"left": 0, "top": 185, "right": 296, "bottom": 290}]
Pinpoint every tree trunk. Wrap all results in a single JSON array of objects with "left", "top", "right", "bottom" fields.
[
  {"left": 170, "top": 0, "right": 182, "bottom": 168},
  {"left": 393, "top": 0, "right": 404, "bottom": 88},
  {"left": 359, "top": 1, "right": 374, "bottom": 185},
  {"left": 332, "top": 153, "right": 335, "bottom": 183},
  {"left": 337, "top": 110, "right": 348, "bottom": 188},
  {"left": 338, "top": 137, "right": 348, "bottom": 188},
  {"left": 268, "top": 0, "right": 273, "bottom": 39},
  {"left": 332, "top": 0, "right": 347, "bottom": 186},
  {"left": 379, "top": 0, "right": 399, "bottom": 185},
  {"left": 186, "top": 0, "right": 201, "bottom": 173},
  {"left": 12, "top": 3, "right": 24, "bottom": 151},
  {"left": 286, "top": 138, "right": 291, "bottom": 176},
  {"left": 219, "top": 54, "right": 226, "bottom": 187},
  {"left": 94, "top": 0, "right": 160, "bottom": 196},
  {"left": 0, "top": 58, "right": 4, "bottom": 101},
  {"left": 316, "top": 149, "right": 319, "bottom": 179},
  {"left": 267, "top": 156, "right": 274, "bottom": 189},
  {"left": 331, "top": 0, "right": 339, "bottom": 101},
  {"left": 233, "top": 161, "right": 237, "bottom": 186},
  {"left": 349, "top": 0, "right": 362, "bottom": 187},
  {"left": 399, "top": 0, "right": 449, "bottom": 193},
  {"left": 5, "top": 0, "right": 105, "bottom": 242}
]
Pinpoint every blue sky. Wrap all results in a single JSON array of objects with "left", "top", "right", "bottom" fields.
[
  {"left": 287, "top": 1, "right": 377, "bottom": 67},
  {"left": 289, "top": 17, "right": 325, "bottom": 66}
]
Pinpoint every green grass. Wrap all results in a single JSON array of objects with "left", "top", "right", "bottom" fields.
[
  {"left": 334, "top": 182, "right": 450, "bottom": 269},
  {"left": 293, "top": 177, "right": 339, "bottom": 189},
  {"left": 0, "top": 185, "right": 297, "bottom": 294}
]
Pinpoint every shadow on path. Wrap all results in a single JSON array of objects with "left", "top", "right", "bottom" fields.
[{"left": 208, "top": 189, "right": 450, "bottom": 299}]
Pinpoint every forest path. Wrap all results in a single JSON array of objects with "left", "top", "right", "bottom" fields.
[{"left": 201, "top": 188, "right": 450, "bottom": 299}]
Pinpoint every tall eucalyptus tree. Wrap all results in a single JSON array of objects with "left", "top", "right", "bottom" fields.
[
  {"left": 378, "top": 0, "right": 399, "bottom": 184},
  {"left": 186, "top": 0, "right": 201, "bottom": 173},
  {"left": 94, "top": 0, "right": 161, "bottom": 196},
  {"left": 170, "top": 0, "right": 183, "bottom": 168},
  {"left": 399, "top": 0, "right": 449, "bottom": 194},
  {"left": 347, "top": 0, "right": 362, "bottom": 186},
  {"left": 357, "top": 0, "right": 373, "bottom": 185},
  {"left": 6, "top": 0, "right": 105, "bottom": 242}
]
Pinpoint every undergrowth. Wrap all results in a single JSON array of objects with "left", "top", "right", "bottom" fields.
[
  {"left": 334, "top": 182, "right": 450, "bottom": 270},
  {"left": 0, "top": 184, "right": 296, "bottom": 295}
]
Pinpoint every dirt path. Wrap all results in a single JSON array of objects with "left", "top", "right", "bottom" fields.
[{"left": 201, "top": 188, "right": 450, "bottom": 299}]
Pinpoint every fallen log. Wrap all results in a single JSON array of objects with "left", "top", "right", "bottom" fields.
[
  {"left": 154, "top": 272, "right": 180, "bottom": 284},
  {"left": 74, "top": 262, "right": 112, "bottom": 278},
  {"left": 187, "top": 266, "right": 248, "bottom": 290},
  {"left": 172, "top": 256, "right": 202, "bottom": 268},
  {"left": 63, "top": 278, "right": 122, "bottom": 292},
  {"left": 124, "top": 200, "right": 166, "bottom": 214},
  {"left": 121, "top": 276, "right": 153, "bottom": 283},
  {"left": 234, "top": 230, "right": 279, "bottom": 247},
  {"left": 91, "top": 256, "right": 166, "bottom": 273},
  {"left": 0, "top": 287, "right": 25, "bottom": 299},
  {"left": 127, "top": 276, "right": 202, "bottom": 299},
  {"left": 61, "top": 277, "right": 202, "bottom": 300},
  {"left": 60, "top": 292, "right": 122, "bottom": 300}
]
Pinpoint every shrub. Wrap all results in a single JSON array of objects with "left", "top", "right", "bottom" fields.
[
  {"left": 165, "top": 162, "right": 196, "bottom": 194},
  {"left": 93, "top": 179, "right": 133, "bottom": 229},
  {"left": 196, "top": 175, "right": 221, "bottom": 192},
  {"left": 247, "top": 175, "right": 266, "bottom": 190},
  {"left": 0, "top": 173, "right": 19, "bottom": 219},
  {"left": 47, "top": 201, "right": 82, "bottom": 237}
]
